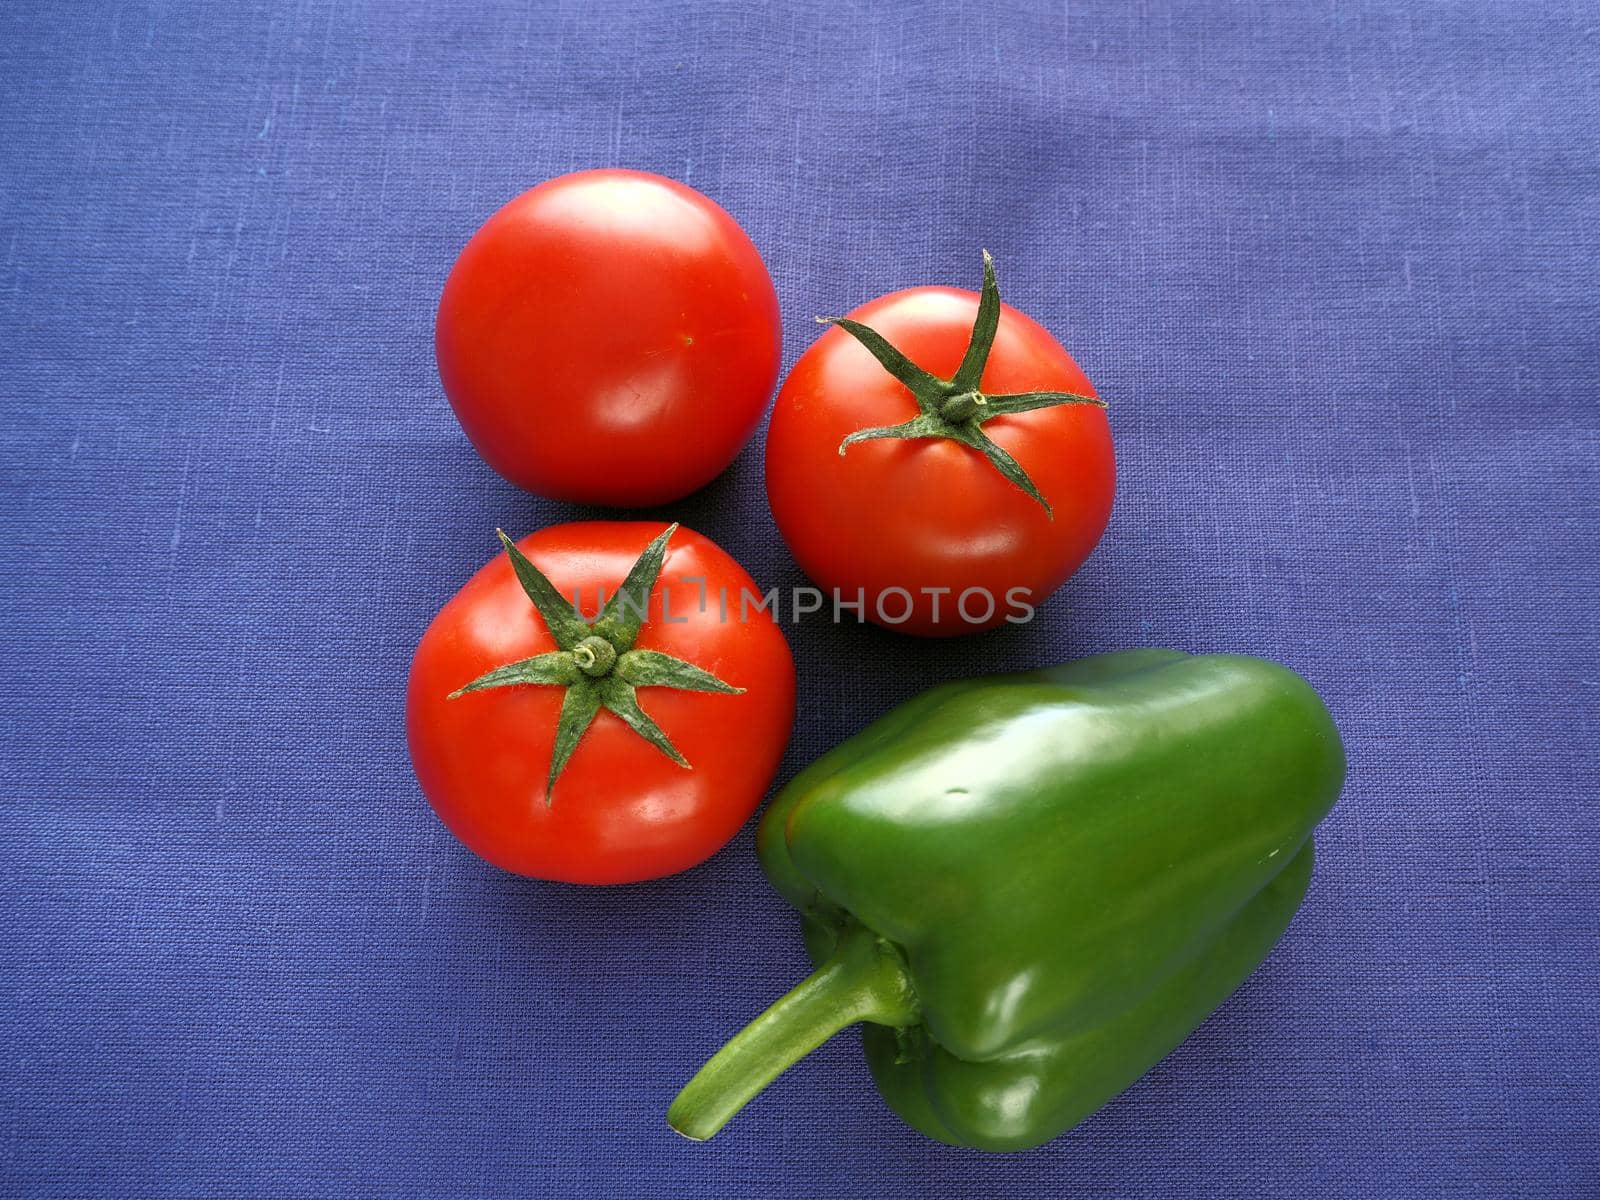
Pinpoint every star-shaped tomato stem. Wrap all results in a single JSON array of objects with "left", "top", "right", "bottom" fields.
[
  {"left": 448, "top": 524, "right": 743, "bottom": 803},
  {"left": 821, "top": 251, "right": 1108, "bottom": 518}
]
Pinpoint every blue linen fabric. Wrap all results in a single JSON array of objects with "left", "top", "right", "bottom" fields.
[{"left": 2, "top": 1, "right": 1596, "bottom": 1196}]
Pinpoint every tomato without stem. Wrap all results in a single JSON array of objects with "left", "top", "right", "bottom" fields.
[
  {"left": 436, "top": 170, "right": 781, "bottom": 506},
  {"left": 407, "top": 523, "right": 795, "bottom": 884},
  {"left": 765, "top": 255, "right": 1114, "bottom": 636}
]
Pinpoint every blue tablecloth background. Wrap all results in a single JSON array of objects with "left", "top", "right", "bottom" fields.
[{"left": 2, "top": 2, "right": 1596, "bottom": 1196}]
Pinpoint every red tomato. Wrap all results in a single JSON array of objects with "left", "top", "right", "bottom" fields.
[
  {"left": 407, "top": 522, "right": 795, "bottom": 884},
  {"left": 435, "top": 170, "right": 781, "bottom": 506},
  {"left": 765, "top": 267, "right": 1114, "bottom": 636}
]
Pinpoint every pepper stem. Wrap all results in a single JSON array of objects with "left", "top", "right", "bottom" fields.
[{"left": 667, "top": 927, "right": 919, "bottom": 1141}]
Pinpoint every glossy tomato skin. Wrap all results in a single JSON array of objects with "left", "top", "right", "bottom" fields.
[
  {"left": 765, "top": 288, "right": 1114, "bottom": 637},
  {"left": 406, "top": 523, "right": 795, "bottom": 884},
  {"left": 435, "top": 170, "right": 781, "bottom": 506}
]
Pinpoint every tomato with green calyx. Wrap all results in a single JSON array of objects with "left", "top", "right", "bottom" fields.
[
  {"left": 765, "top": 253, "right": 1114, "bottom": 636},
  {"left": 435, "top": 169, "right": 781, "bottom": 506},
  {"left": 407, "top": 523, "right": 795, "bottom": 884}
]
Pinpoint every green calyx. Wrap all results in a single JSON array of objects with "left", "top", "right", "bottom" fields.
[
  {"left": 448, "top": 524, "right": 744, "bottom": 802},
  {"left": 822, "top": 251, "right": 1107, "bottom": 517}
]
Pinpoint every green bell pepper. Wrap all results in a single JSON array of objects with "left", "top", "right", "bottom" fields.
[{"left": 668, "top": 649, "right": 1345, "bottom": 1150}]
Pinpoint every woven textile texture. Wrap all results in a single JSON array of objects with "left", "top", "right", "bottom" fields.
[{"left": 1, "top": 1, "right": 1596, "bottom": 1196}]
